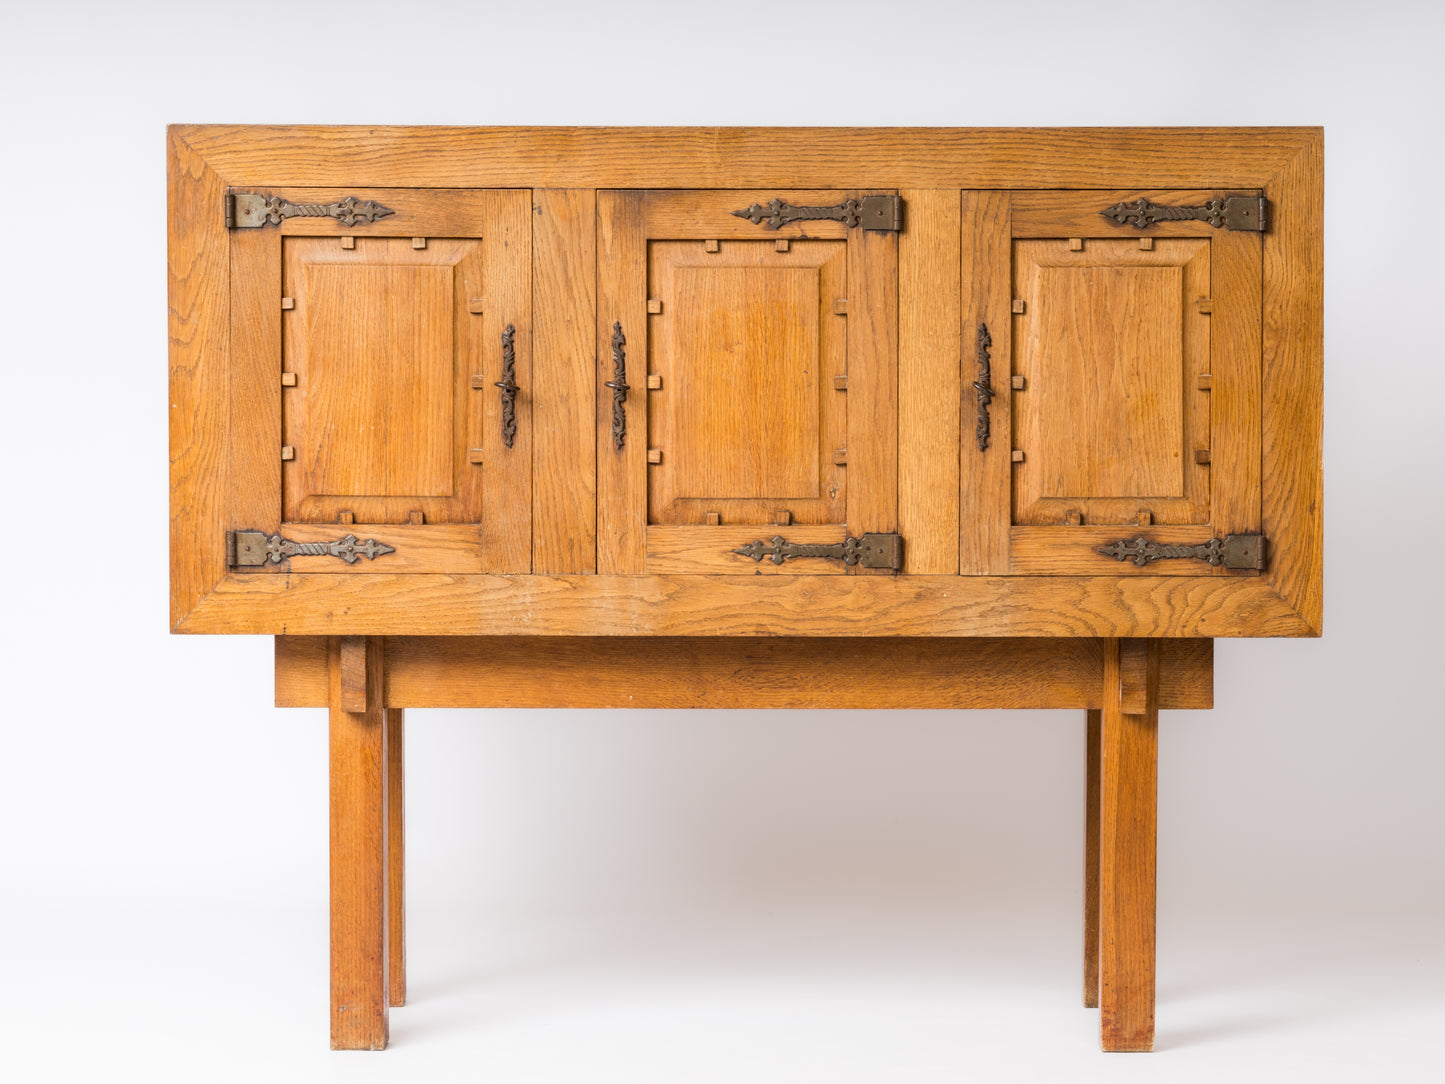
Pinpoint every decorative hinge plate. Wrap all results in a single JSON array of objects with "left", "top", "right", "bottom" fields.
[
  {"left": 1098, "top": 195, "right": 1268, "bottom": 232},
  {"left": 227, "top": 530, "right": 396, "bottom": 566},
  {"left": 225, "top": 192, "right": 395, "bottom": 230},
  {"left": 732, "top": 195, "right": 903, "bottom": 232},
  {"left": 733, "top": 532, "right": 904, "bottom": 570},
  {"left": 1096, "top": 533, "right": 1267, "bottom": 570}
]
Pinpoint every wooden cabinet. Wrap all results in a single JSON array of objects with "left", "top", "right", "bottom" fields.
[{"left": 169, "top": 127, "right": 1323, "bottom": 1052}]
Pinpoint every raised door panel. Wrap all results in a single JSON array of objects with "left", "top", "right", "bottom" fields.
[
  {"left": 598, "top": 190, "right": 898, "bottom": 576},
  {"left": 228, "top": 188, "right": 532, "bottom": 573}
]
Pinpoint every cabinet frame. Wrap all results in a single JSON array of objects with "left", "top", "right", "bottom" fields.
[{"left": 169, "top": 125, "right": 1322, "bottom": 638}]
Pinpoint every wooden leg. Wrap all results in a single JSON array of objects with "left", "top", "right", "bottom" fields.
[
  {"left": 329, "top": 636, "right": 389, "bottom": 1050},
  {"left": 1098, "top": 638, "right": 1158, "bottom": 1052},
  {"left": 1084, "top": 708, "right": 1101, "bottom": 1008},
  {"left": 386, "top": 707, "right": 406, "bottom": 1008}
]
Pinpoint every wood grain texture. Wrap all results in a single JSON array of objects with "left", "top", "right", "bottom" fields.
[
  {"left": 227, "top": 228, "right": 281, "bottom": 537},
  {"left": 596, "top": 191, "right": 647, "bottom": 573},
  {"left": 1098, "top": 638, "right": 1158, "bottom": 1051},
  {"left": 846, "top": 194, "right": 899, "bottom": 552},
  {"left": 177, "top": 126, "right": 1317, "bottom": 190},
  {"left": 385, "top": 707, "right": 405, "bottom": 1008},
  {"left": 898, "top": 190, "right": 960, "bottom": 573},
  {"left": 959, "top": 192, "right": 1012, "bottom": 574},
  {"left": 532, "top": 190, "right": 597, "bottom": 574},
  {"left": 191, "top": 572, "right": 1310, "bottom": 637},
  {"left": 276, "top": 636, "right": 1212, "bottom": 710},
  {"left": 1085, "top": 707, "right": 1101, "bottom": 1008},
  {"left": 329, "top": 636, "right": 388, "bottom": 1050},
  {"left": 1262, "top": 134, "right": 1325, "bottom": 634},
  {"left": 1210, "top": 228, "right": 1263, "bottom": 537},
  {"left": 168, "top": 128, "right": 230, "bottom": 627},
  {"left": 1010, "top": 526, "right": 1241, "bottom": 576}
]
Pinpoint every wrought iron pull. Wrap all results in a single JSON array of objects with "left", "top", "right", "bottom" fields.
[
  {"left": 605, "top": 321, "right": 629, "bottom": 450},
  {"left": 227, "top": 530, "right": 395, "bottom": 567},
  {"left": 495, "top": 324, "right": 518, "bottom": 448},
  {"left": 1097, "top": 534, "right": 1266, "bottom": 570},
  {"left": 974, "top": 322, "right": 994, "bottom": 452},
  {"left": 733, "top": 532, "right": 903, "bottom": 571}
]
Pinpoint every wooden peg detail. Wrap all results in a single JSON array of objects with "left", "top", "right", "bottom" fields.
[
  {"left": 833, "top": 374, "right": 849, "bottom": 391},
  {"left": 281, "top": 297, "right": 295, "bottom": 310},
  {"left": 646, "top": 374, "right": 662, "bottom": 390},
  {"left": 1069, "top": 237, "right": 1084, "bottom": 251},
  {"left": 1197, "top": 373, "right": 1213, "bottom": 391},
  {"left": 338, "top": 511, "right": 354, "bottom": 526},
  {"left": 647, "top": 299, "right": 663, "bottom": 314},
  {"left": 773, "top": 510, "right": 792, "bottom": 526},
  {"left": 468, "top": 448, "right": 484, "bottom": 464},
  {"left": 281, "top": 372, "right": 297, "bottom": 387},
  {"left": 338, "top": 636, "right": 369, "bottom": 713},
  {"left": 1194, "top": 449, "right": 1212, "bottom": 465},
  {"left": 1011, "top": 374, "right": 1027, "bottom": 391},
  {"left": 1195, "top": 298, "right": 1214, "bottom": 314},
  {"left": 407, "top": 511, "right": 424, "bottom": 525},
  {"left": 1011, "top": 449, "right": 1025, "bottom": 463},
  {"left": 833, "top": 298, "right": 848, "bottom": 315},
  {"left": 340, "top": 235, "right": 356, "bottom": 249},
  {"left": 704, "top": 512, "right": 720, "bottom": 526},
  {"left": 703, "top": 239, "right": 720, "bottom": 253},
  {"left": 469, "top": 375, "right": 486, "bottom": 389},
  {"left": 1138, "top": 237, "right": 1153, "bottom": 251},
  {"left": 467, "top": 298, "right": 485, "bottom": 314},
  {"left": 833, "top": 448, "right": 848, "bottom": 466},
  {"left": 1011, "top": 299, "right": 1026, "bottom": 314},
  {"left": 281, "top": 446, "right": 295, "bottom": 461},
  {"left": 411, "top": 237, "right": 427, "bottom": 250},
  {"left": 647, "top": 448, "right": 662, "bottom": 464},
  {"left": 775, "top": 239, "right": 790, "bottom": 253},
  {"left": 1065, "top": 510, "right": 1083, "bottom": 526},
  {"left": 1136, "top": 511, "right": 1152, "bottom": 527}
]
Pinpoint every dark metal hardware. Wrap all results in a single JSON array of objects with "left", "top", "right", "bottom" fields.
[
  {"left": 1097, "top": 195, "right": 1268, "bottom": 232},
  {"left": 731, "top": 195, "right": 903, "bottom": 232},
  {"left": 605, "top": 321, "right": 629, "bottom": 450},
  {"left": 495, "top": 324, "right": 518, "bottom": 448},
  {"left": 1096, "top": 533, "right": 1266, "bottom": 570},
  {"left": 733, "top": 532, "right": 904, "bottom": 571},
  {"left": 227, "top": 530, "right": 396, "bottom": 567},
  {"left": 974, "top": 322, "right": 994, "bottom": 452},
  {"left": 225, "top": 192, "right": 395, "bottom": 229}
]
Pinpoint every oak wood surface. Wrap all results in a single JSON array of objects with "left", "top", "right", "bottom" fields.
[
  {"left": 1098, "top": 638, "right": 1158, "bottom": 1051},
  {"left": 175, "top": 126, "right": 1318, "bottom": 190},
  {"left": 1084, "top": 707, "right": 1102, "bottom": 1008},
  {"left": 329, "top": 637, "right": 389, "bottom": 1050},
  {"left": 189, "top": 571, "right": 1310, "bottom": 637},
  {"left": 531, "top": 190, "right": 597, "bottom": 574},
  {"left": 898, "top": 190, "right": 961, "bottom": 573},
  {"left": 385, "top": 708, "right": 405, "bottom": 1008},
  {"left": 276, "top": 636, "right": 1212, "bottom": 710}
]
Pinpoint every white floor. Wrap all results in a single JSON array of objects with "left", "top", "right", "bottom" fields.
[{"left": 4, "top": 880, "right": 1439, "bottom": 1083}]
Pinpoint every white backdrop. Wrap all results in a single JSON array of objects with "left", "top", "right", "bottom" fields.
[{"left": 2, "top": 1, "right": 1442, "bottom": 1080}]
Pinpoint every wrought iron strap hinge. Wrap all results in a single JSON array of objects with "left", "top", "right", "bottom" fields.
[
  {"left": 225, "top": 192, "right": 395, "bottom": 229},
  {"left": 1098, "top": 195, "right": 1268, "bottom": 232},
  {"left": 733, "top": 532, "right": 904, "bottom": 571},
  {"left": 1097, "top": 533, "right": 1266, "bottom": 570},
  {"left": 227, "top": 530, "right": 396, "bottom": 566},
  {"left": 732, "top": 195, "right": 903, "bottom": 232}
]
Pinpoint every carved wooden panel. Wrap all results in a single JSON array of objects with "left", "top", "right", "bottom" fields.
[
  {"left": 647, "top": 240, "right": 846, "bottom": 526},
  {"left": 1011, "top": 238, "right": 1211, "bottom": 526}
]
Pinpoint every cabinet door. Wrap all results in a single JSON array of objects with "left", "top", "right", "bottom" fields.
[
  {"left": 228, "top": 189, "right": 531, "bottom": 573},
  {"left": 962, "top": 190, "right": 1261, "bottom": 577},
  {"left": 597, "top": 190, "right": 898, "bottom": 575}
]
